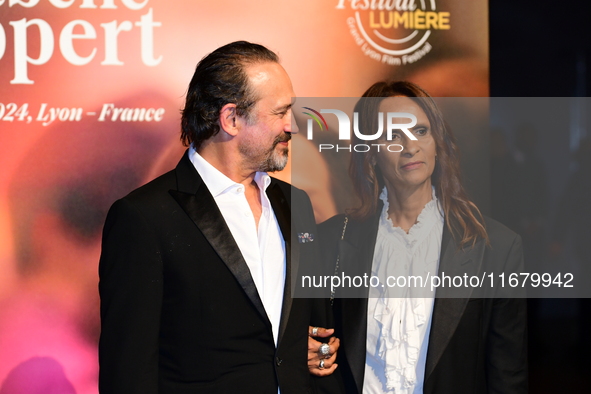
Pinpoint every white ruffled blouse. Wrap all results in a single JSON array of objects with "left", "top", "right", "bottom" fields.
[{"left": 363, "top": 187, "right": 444, "bottom": 394}]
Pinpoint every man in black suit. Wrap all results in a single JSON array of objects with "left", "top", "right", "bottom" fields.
[{"left": 98, "top": 41, "right": 338, "bottom": 394}]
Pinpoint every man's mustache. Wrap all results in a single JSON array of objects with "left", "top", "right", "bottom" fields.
[{"left": 274, "top": 133, "right": 292, "bottom": 145}]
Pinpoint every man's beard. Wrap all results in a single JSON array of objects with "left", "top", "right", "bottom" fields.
[
  {"left": 261, "top": 134, "right": 290, "bottom": 172},
  {"left": 243, "top": 133, "right": 291, "bottom": 172}
]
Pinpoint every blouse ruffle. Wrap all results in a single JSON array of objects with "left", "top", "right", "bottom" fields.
[{"left": 369, "top": 187, "right": 443, "bottom": 393}]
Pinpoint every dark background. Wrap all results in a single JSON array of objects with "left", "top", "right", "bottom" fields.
[{"left": 490, "top": 1, "right": 590, "bottom": 392}]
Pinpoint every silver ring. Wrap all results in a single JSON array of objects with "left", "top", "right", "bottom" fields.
[
  {"left": 319, "top": 343, "right": 330, "bottom": 357},
  {"left": 319, "top": 359, "right": 325, "bottom": 369},
  {"left": 311, "top": 327, "right": 319, "bottom": 336}
]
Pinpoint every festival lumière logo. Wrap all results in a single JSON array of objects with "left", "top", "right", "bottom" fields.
[{"left": 336, "top": 0, "right": 450, "bottom": 66}]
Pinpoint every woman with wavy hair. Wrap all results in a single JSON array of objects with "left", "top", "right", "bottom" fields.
[{"left": 319, "top": 81, "right": 527, "bottom": 394}]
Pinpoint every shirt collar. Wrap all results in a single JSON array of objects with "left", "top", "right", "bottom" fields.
[{"left": 188, "top": 146, "right": 271, "bottom": 197}]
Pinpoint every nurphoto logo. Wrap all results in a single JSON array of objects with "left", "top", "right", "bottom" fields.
[{"left": 303, "top": 107, "right": 416, "bottom": 153}]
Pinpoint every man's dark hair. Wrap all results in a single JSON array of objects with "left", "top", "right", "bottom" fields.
[{"left": 180, "top": 41, "right": 279, "bottom": 149}]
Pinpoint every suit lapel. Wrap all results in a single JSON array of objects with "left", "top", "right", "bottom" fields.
[
  {"left": 266, "top": 181, "right": 293, "bottom": 346},
  {"left": 339, "top": 213, "right": 380, "bottom": 394},
  {"left": 424, "top": 226, "right": 486, "bottom": 381},
  {"left": 169, "top": 152, "right": 270, "bottom": 326},
  {"left": 341, "top": 208, "right": 488, "bottom": 388}
]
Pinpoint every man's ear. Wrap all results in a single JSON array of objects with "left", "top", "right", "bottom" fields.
[{"left": 219, "top": 103, "right": 239, "bottom": 137}]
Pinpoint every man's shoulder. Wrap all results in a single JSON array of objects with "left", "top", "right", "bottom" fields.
[
  {"left": 268, "top": 176, "right": 312, "bottom": 206},
  {"left": 119, "top": 169, "right": 178, "bottom": 208},
  {"left": 269, "top": 176, "right": 305, "bottom": 195}
]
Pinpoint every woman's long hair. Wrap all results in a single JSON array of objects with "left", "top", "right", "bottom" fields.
[{"left": 349, "top": 81, "right": 488, "bottom": 247}]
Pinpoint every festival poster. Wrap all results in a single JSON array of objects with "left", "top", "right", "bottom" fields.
[{"left": 0, "top": 1, "right": 488, "bottom": 392}]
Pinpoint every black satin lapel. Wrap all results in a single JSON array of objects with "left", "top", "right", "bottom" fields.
[
  {"left": 266, "top": 182, "right": 291, "bottom": 244},
  {"left": 169, "top": 188, "right": 270, "bottom": 326},
  {"left": 174, "top": 150, "right": 201, "bottom": 194},
  {"left": 424, "top": 298, "right": 468, "bottom": 382},
  {"left": 424, "top": 227, "right": 486, "bottom": 381},
  {"left": 266, "top": 182, "right": 293, "bottom": 345}
]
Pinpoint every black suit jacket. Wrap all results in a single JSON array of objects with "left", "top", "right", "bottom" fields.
[
  {"left": 319, "top": 211, "right": 528, "bottom": 394},
  {"left": 99, "top": 151, "right": 322, "bottom": 394}
]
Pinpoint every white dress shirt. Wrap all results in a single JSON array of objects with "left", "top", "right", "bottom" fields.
[
  {"left": 363, "top": 187, "right": 443, "bottom": 394},
  {"left": 189, "top": 147, "right": 286, "bottom": 345}
]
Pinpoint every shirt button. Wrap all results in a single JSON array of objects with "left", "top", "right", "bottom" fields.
[
  {"left": 276, "top": 357, "right": 283, "bottom": 366},
  {"left": 237, "top": 186, "right": 244, "bottom": 193}
]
